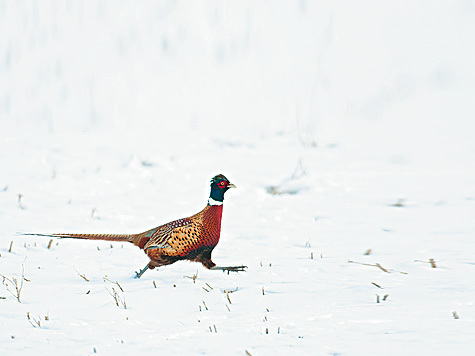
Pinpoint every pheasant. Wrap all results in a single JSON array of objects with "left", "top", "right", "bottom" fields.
[{"left": 27, "top": 174, "right": 246, "bottom": 278}]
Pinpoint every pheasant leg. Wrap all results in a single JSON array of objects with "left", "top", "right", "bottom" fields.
[{"left": 135, "top": 264, "right": 150, "bottom": 279}]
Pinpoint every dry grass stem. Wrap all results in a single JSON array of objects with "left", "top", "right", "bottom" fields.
[
  {"left": 18, "top": 194, "right": 25, "bottom": 209},
  {"left": 106, "top": 287, "right": 127, "bottom": 309},
  {"left": 415, "top": 259, "right": 438, "bottom": 268},
  {"left": 390, "top": 199, "right": 405, "bottom": 207},
  {"left": 223, "top": 288, "right": 237, "bottom": 304},
  {"left": 26, "top": 312, "right": 44, "bottom": 328},
  {"left": 103, "top": 277, "right": 124, "bottom": 292},
  {"left": 47, "top": 239, "right": 53, "bottom": 249},
  {"left": 375, "top": 263, "right": 389, "bottom": 273},
  {"left": 74, "top": 267, "right": 89, "bottom": 282},
  {"left": 376, "top": 294, "right": 389, "bottom": 303},
  {"left": 1, "top": 264, "right": 27, "bottom": 303},
  {"left": 224, "top": 288, "right": 238, "bottom": 293},
  {"left": 364, "top": 249, "right": 372, "bottom": 255},
  {"left": 453, "top": 311, "right": 459, "bottom": 319},
  {"left": 371, "top": 282, "right": 382, "bottom": 289},
  {"left": 184, "top": 270, "right": 198, "bottom": 283},
  {"left": 348, "top": 260, "right": 408, "bottom": 274}
]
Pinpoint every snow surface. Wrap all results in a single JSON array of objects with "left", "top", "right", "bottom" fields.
[{"left": 1, "top": 1, "right": 475, "bottom": 355}]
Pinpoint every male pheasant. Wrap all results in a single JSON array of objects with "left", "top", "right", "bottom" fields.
[{"left": 27, "top": 174, "right": 246, "bottom": 278}]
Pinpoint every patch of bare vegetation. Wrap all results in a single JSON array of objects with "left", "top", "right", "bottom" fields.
[
  {"left": 107, "top": 287, "right": 127, "bottom": 309},
  {"left": 1, "top": 264, "right": 28, "bottom": 303},
  {"left": 104, "top": 277, "right": 126, "bottom": 308},
  {"left": 27, "top": 312, "right": 49, "bottom": 328}
]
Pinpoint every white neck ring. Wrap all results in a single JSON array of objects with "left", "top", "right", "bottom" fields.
[{"left": 208, "top": 197, "right": 223, "bottom": 206}]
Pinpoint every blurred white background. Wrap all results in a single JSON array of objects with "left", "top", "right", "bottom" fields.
[{"left": 2, "top": 1, "right": 474, "bottom": 147}]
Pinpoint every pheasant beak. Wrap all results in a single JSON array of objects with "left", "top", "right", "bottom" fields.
[{"left": 227, "top": 183, "right": 237, "bottom": 189}]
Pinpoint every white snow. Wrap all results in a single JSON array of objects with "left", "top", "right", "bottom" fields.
[{"left": 1, "top": 1, "right": 475, "bottom": 355}]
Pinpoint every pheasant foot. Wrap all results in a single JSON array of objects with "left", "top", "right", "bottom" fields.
[{"left": 211, "top": 265, "right": 247, "bottom": 274}]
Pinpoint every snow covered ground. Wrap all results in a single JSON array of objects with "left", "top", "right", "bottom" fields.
[{"left": 1, "top": 1, "right": 475, "bottom": 355}]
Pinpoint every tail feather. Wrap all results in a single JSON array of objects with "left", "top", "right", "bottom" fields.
[{"left": 22, "top": 232, "right": 136, "bottom": 243}]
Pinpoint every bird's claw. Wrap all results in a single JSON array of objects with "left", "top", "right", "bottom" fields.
[
  {"left": 227, "top": 265, "right": 247, "bottom": 272},
  {"left": 211, "top": 265, "right": 247, "bottom": 274}
]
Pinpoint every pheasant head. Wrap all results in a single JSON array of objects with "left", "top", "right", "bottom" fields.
[{"left": 209, "top": 174, "right": 236, "bottom": 203}]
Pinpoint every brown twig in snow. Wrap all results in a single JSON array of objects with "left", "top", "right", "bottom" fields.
[
  {"left": 74, "top": 267, "right": 89, "bottom": 282},
  {"left": 18, "top": 194, "right": 25, "bottom": 209},
  {"left": 184, "top": 270, "right": 198, "bottom": 283},
  {"left": 103, "top": 277, "right": 124, "bottom": 292},
  {"left": 415, "top": 259, "right": 438, "bottom": 268},
  {"left": 106, "top": 287, "right": 127, "bottom": 309},
  {"left": 348, "top": 260, "right": 408, "bottom": 274}
]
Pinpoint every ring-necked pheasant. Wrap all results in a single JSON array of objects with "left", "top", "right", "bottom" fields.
[{"left": 26, "top": 174, "right": 246, "bottom": 278}]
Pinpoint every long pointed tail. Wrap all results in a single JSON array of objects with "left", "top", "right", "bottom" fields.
[{"left": 22, "top": 232, "right": 136, "bottom": 243}]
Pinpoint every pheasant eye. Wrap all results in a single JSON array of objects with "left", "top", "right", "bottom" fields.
[{"left": 218, "top": 181, "right": 227, "bottom": 188}]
